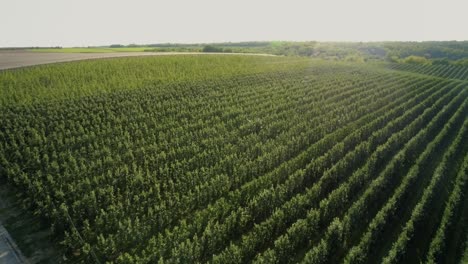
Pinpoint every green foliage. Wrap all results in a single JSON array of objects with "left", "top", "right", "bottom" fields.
[
  {"left": 202, "top": 45, "right": 223, "bottom": 52},
  {"left": 0, "top": 55, "right": 305, "bottom": 106},
  {"left": 425, "top": 155, "right": 468, "bottom": 264},
  {"left": 432, "top": 58, "right": 450, "bottom": 65},
  {"left": 389, "top": 62, "right": 468, "bottom": 81},
  {"left": 344, "top": 54, "right": 365, "bottom": 63},
  {"left": 402, "top": 55, "right": 431, "bottom": 64},
  {"left": 1, "top": 54, "right": 467, "bottom": 263},
  {"left": 452, "top": 58, "right": 468, "bottom": 66},
  {"left": 26, "top": 41, "right": 468, "bottom": 64}
]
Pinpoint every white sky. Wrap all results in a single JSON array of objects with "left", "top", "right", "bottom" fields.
[{"left": 1, "top": 0, "right": 467, "bottom": 47}]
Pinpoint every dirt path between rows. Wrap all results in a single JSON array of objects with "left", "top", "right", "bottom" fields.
[{"left": 0, "top": 51, "right": 275, "bottom": 70}]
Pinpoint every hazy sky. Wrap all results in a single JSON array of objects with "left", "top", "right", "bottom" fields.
[{"left": 1, "top": 0, "right": 467, "bottom": 47}]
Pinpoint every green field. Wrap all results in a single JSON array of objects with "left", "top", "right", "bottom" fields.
[
  {"left": 0, "top": 54, "right": 467, "bottom": 263},
  {"left": 0, "top": 55, "right": 303, "bottom": 106}
]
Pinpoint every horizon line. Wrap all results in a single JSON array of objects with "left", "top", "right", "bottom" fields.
[{"left": 2, "top": 39, "right": 468, "bottom": 49}]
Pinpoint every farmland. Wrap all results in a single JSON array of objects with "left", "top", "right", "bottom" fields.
[
  {"left": 0, "top": 50, "right": 273, "bottom": 71},
  {"left": 0, "top": 54, "right": 467, "bottom": 263},
  {"left": 0, "top": 50, "right": 163, "bottom": 70},
  {"left": 27, "top": 48, "right": 152, "bottom": 53}
]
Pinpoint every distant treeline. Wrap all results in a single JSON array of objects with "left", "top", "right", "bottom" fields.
[
  {"left": 8, "top": 41, "right": 468, "bottom": 65},
  {"left": 142, "top": 41, "right": 468, "bottom": 65}
]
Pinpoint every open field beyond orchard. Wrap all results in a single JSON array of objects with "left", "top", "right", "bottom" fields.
[{"left": 0, "top": 50, "right": 274, "bottom": 70}]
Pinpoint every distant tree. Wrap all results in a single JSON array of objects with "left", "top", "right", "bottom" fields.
[
  {"left": 344, "top": 54, "right": 365, "bottom": 63},
  {"left": 403, "top": 55, "right": 431, "bottom": 64},
  {"left": 386, "top": 55, "right": 400, "bottom": 63},
  {"left": 202, "top": 45, "right": 223, "bottom": 52}
]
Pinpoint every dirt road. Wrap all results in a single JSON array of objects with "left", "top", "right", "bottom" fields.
[
  {"left": 0, "top": 50, "right": 275, "bottom": 70},
  {"left": 0, "top": 225, "right": 27, "bottom": 264}
]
